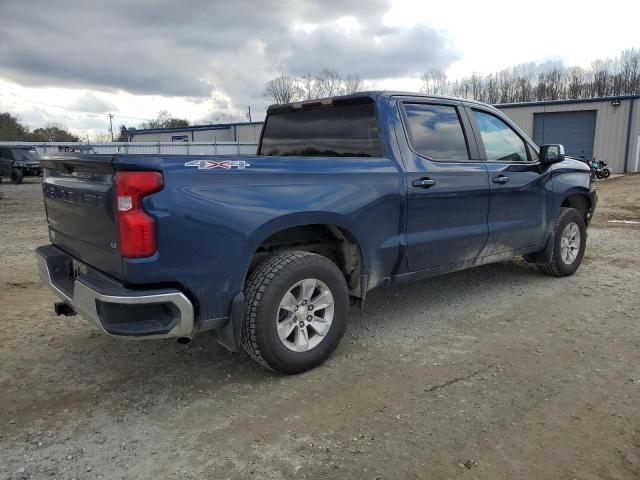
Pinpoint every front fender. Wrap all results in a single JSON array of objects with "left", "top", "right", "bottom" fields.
[{"left": 549, "top": 158, "right": 592, "bottom": 212}]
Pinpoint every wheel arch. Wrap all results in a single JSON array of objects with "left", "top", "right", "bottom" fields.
[
  {"left": 560, "top": 190, "right": 593, "bottom": 224},
  {"left": 245, "top": 214, "right": 367, "bottom": 298}
]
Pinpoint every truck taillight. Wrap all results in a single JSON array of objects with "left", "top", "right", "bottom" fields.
[{"left": 115, "top": 171, "right": 163, "bottom": 258}]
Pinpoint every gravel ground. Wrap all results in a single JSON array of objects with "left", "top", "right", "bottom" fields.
[{"left": 1, "top": 175, "right": 639, "bottom": 480}]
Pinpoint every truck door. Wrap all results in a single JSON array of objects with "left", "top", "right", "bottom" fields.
[
  {"left": 398, "top": 100, "right": 490, "bottom": 271},
  {"left": 466, "top": 107, "right": 550, "bottom": 256}
]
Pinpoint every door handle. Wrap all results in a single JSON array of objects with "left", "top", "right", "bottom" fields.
[
  {"left": 492, "top": 175, "right": 509, "bottom": 184},
  {"left": 412, "top": 178, "right": 436, "bottom": 188}
]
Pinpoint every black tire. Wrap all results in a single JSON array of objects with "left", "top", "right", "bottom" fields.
[
  {"left": 539, "top": 207, "right": 587, "bottom": 277},
  {"left": 596, "top": 171, "right": 603, "bottom": 179},
  {"left": 10, "top": 168, "right": 23, "bottom": 185},
  {"left": 602, "top": 168, "right": 610, "bottom": 178},
  {"left": 242, "top": 250, "right": 349, "bottom": 374}
]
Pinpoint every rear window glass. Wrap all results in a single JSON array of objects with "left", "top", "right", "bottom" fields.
[
  {"left": 403, "top": 103, "right": 469, "bottom": 160},
  {"left": 259, "top": 100, "right": 383, "bottom": 157}
]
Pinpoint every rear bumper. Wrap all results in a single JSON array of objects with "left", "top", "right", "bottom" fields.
[{"left": 36, "top": 245, "right": 194, "bottom": 339}]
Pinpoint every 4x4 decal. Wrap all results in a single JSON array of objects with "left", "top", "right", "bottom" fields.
[{"left": 184, "top": 160, "right": 251, "bottom": 170}]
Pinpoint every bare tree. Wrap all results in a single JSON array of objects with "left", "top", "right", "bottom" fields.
[
  {"left": 618, "top": 48, "right": 640, "bottom": 95},
  {"left": 141, "top": 110, "right": 189, "bottom": 129},
  {"left": 201, "top": 111, "right": 242, "bottom": 124},
  {"left": 484, "top": 73, "right": 501, "bottom": 104},
  {"left": 590, "top": 59, "right": 613, "bottom": 97},
  {"left": 263, "top": 76, "right": 303, "bottom": 104},
  {"left": 341, "top": 74, "right": 368, "bottom": 95},
  {"left": 300, "top": 73, "right": 316, "bottom": 100},
  {"left": 314, "top": 69, "right": 342, "bottom": 97},
  {"left": 420, "top": 69, "right": 448, "bottom": 95}
]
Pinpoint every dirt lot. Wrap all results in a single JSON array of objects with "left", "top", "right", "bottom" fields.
[{"left": 1, "top": 175, "right": 639, "bottom": 480}]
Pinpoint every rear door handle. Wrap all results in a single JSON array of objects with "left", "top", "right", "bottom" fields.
[
  {"left": 492, "top": 175, "right": 509, "bottom": 184},
  {"left": 412, "top": 178, "right": 436, "bottom": 188}
]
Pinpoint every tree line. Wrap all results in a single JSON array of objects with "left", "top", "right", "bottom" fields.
[
  {"left": 115, "top": 110, "right": 191, "bottom": 141},
  {"left": 0, "top": 112, "right": 80, "bottom": 142},
  {"left": 421, "top": 48, "right": 640, "bottom": 104},
  {"left": 263, "top": 69, "right": 368, "bottom": 104}
]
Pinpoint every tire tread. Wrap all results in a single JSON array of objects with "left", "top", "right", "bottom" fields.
[
  {"left": 539, "top": 207, "right": 584, "bottom": 277},
  {"left": 241, "top": 250, "right": 342, "bottom": 372}
]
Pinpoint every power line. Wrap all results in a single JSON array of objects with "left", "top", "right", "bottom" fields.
[{"left": 0, "top": 92, "right": 150, "bottom": 122}]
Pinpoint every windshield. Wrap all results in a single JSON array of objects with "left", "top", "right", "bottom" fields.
[{"left": 11, "top": 148, "right": 41, "bottom": 162}]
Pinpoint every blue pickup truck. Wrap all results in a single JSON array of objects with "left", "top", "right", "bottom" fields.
[{"left": 36, "top": 91, "right": 596, "bottom": 373}]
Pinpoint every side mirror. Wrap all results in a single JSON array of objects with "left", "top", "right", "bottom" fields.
[{"left": 539, "top": 144, "right": 565, "bottom": 164}]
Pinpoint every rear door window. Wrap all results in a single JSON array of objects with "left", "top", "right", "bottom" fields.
[
  {"left": 402, "top": 103, "right": 469, "bottom": 160},
  {"left": 260, "top": 99, "right": 382, "bottom": 157}
]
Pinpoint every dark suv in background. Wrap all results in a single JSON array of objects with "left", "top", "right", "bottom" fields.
[{"left": 0, "top": 146, "right": 43, "bottom": 184}]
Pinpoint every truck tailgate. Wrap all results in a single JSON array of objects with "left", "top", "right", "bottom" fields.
[{"left": 42, "top": 154, "right": 122, "bottom": 279}]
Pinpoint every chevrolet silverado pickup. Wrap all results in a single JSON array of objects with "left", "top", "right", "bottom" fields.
[{"left": 36, "top": 92, "right": 597, "bottom": 373}]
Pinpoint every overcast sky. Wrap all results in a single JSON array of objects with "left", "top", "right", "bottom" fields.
[{"left": 0, "top": 0, "right": 638, "bottom": 139}]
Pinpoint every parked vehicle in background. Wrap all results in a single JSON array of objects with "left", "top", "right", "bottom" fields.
[
  {"left": 35, "top": 91, "right": 597, "bottom": 373},
  {"left": 0, "top": 146, "right": 42, "bottom": 184},
  {"left": 595, "top": 159, "right": 610, "bottom": 179}
]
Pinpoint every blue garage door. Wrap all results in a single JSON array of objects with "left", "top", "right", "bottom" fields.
[{"left": 533, "top": 110, "right": 597, "bottom": 159}]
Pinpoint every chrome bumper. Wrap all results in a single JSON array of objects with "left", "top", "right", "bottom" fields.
[{"left": 36, "top": 245, "right": 194, "bottom": 339}]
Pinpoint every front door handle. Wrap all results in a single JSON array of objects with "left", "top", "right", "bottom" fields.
[
  {"left": 412, "top": 178, "right": 436, "bottom": 188},
  {"left": 492, "top": 175, "right": 509, "bottom": 184}
]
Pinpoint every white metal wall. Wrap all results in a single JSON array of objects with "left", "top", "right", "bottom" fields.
[
  {"left": 129, "top": 123, "right": 264, "bottom": 144},
  {"left": 498, "top": 99, "right": 640, "bottom": 173},
  {"left": 0, "top": 141, "right": 258, "bottom": 156}
]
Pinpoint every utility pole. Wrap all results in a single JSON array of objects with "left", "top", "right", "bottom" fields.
[
  {"left": 108, "top": 113, "right": 114, "bottom": 141},
  {"left": 247, "top": 106, "right": 252, "bottom": 122}
]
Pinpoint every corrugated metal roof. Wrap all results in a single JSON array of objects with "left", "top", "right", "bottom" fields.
[{"left": 130, "top": 121, "right": 263, "bottom": 135}]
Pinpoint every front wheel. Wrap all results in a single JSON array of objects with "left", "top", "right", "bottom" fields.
[
  {"left": 242, "top": 250, "right": 349, "bottom": 374},
  {"left": 10, "top": 168, "right": 23, "bottom": 184},
  {"left": 539, "top": 207, "right": 587, "bottom": 277},
  {"left": 602, "top": 168, "right": 610, "bottom": 178}
]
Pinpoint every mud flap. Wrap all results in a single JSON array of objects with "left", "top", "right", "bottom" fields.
[
  {"left": 216, "top": 292, "right": 245, "bottom": 352},
  {"left": 523, "top": 233, "right": 554, "bottom": 265}
]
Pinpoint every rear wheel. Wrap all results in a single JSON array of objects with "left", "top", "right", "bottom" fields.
[
  {"left": 539, "top": 207, "right": 587, "bottom": 277},
  {"left": 242, "top": 250, "right": 349, "bottom": 374},
  {"left": 10, "top": 168, "right": 23, "bottom": 185}
]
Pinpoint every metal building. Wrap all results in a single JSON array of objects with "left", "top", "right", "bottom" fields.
[
  {"left": 128, "top": 121, "right": 264, "bottom": 144},
  {"left": 497, "top": 95, "right": 640, "bottom": 173}
]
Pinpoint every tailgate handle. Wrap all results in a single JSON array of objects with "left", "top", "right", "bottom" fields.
[{"left": 412, "top": 178, "right": 436, "bottom": 189}]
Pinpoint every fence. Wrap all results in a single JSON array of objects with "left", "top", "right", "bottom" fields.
[{"left": 0, "top": 141, "right": 258, "bottom": 156}]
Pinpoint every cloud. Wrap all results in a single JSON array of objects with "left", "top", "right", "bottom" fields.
[
  {"left": 69, "top": 93, "right": 117, "bottom": 114},
  {"left": 277, "top": 24, "right": 459, "bottom": 78},
  {"left": 0, "top": 0, "right": 459, "bottom": 116}
]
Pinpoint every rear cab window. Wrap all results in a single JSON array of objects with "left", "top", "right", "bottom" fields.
[
  {"left": 259, "top": 98, "right": 383, "bottom": 157},
  {"left": 402, "top": 103, "right": 470, "bottom": 161}
]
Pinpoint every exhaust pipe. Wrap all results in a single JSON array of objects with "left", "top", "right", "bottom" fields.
[{"left": 177, "top": 337, "right": 191, "bottom": 344}]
